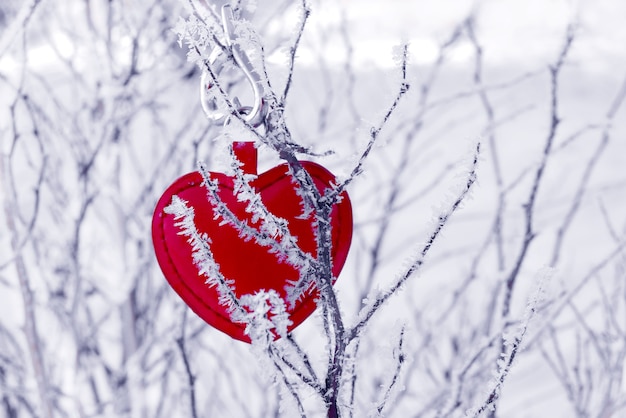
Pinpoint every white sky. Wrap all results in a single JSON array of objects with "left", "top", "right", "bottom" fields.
[
  {"left": 3, "top": 0, "right": 624, "bottom": 77},
  {"left": 276, "top": 0, "right": 626, "bottom": 72}
]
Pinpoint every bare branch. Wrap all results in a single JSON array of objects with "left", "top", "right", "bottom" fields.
[
  {"left": 349, "top": 141, "right": 480, "bottom": 342},
  {"left": 551, "top": 71, "right": 626, "bottom": 264},
  {"left": 501, "top": 25, "right": 576, "bottom": 319},
  {"left": 176, "top": 311, "right": 199, "bottom": 418},
  {"left": 469, "top": 272, "right": 547, "bottom": 417},
  {"left": 334, "top": 44, "right": 410, "bottom": 195},
  {"left": 375, "top": 327, "right": 407, "bottom": 416},
  {"left": 281, "top": 0, "right": 311, "bottom": 105}
]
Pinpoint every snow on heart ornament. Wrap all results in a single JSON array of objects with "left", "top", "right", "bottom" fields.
[{"left": 151, "top": 142, "right": 353, "bottom": 343}]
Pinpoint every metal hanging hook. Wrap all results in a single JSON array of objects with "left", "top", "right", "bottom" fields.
[{"left": 200, "top": 5, "right": 266, "bottom": 128}]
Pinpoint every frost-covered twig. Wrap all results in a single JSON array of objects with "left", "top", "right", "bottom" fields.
[
  {"left": 176, "top": 310, "right": 199, "bottom": 418},
  {"left": 436, "top": 333, "right": 500, "bottom": 418},
  {"left": 528, "top": 239, "right": 626, "bottom": 348},
  {"left": 375, "top": 327, "right": 407, "bottom": 416},
  {"left": 467, "top": 271, "right": 548, "bottom": 417},
  {"left": 198, "top": 163, "right": 313, "bottom": 277},
  {"left": 241, "top": 290, "right": 292, "bottom": 344},
  {"left": 333, "top": 44, "right": 410, "bottom": 196},
  {"left": 165, "top": 195, "right": 245, "bottom": 317},
  {"left": 501, "top": 24, "right": 576, "bottom": 319},
  {"left": 281, "top": 0, "right": 311, "bottom": 105},
  {"left": 466, "top": 17, "right": 506, "bottom": 273},
  {"left": 348, "top": 141, "right": 480, "bottom": 342},
  {"left": 269, "top": 343, "right": 323, "bottom": 394},
  {"left": 226, "top": 147, "right": 319, "bottom": 304},
  {"left": 345, "top": 339, "right": 360, "bottom": 418},
  {"left": 550, "top": 71, "right": 626, "bottom": 265},
  {"left": 271, "top": 356, "right": 308, "bottom": 418},
  {"left": 165, "top": 195, "right": 296, "bottom": 343},
  {"left": 286, "top": 334, "right": 320, "bottom": 384}
]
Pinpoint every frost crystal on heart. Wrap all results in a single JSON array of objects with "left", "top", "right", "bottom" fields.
[
  {"left": 164, "top": 195, "right": 238, "bottom": 313},
  {"left": 196, "top": 160, "right": 319, "bottom": 306},
  {"left": 164, "top": 194, "right": 294, "bottom": 343},
  {"left": 239, "top": 289, "right": 292, "bottom": 345}
]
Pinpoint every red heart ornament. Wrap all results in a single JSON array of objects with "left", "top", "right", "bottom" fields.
[{"left": 152, "top": 142, "right": 352, "bottom": 343}]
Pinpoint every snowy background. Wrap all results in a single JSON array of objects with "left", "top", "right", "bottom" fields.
[{"left": 1, "top": 0, "right": 626, "bottom": 416}]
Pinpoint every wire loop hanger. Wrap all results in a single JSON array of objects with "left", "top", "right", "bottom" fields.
[{"left": 200, "top": 5, "right": 266, "bottom": 128}]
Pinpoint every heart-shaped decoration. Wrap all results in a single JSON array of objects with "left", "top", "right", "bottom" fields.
[{"left": 152, "top": 142, "right": 352, "bottom": 343}]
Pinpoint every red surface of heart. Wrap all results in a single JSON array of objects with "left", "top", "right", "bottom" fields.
[{"left": 152, "top": 142, "right": 352, "bottom": 343}]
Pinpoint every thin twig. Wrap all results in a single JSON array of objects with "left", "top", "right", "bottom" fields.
[
  {"left": 501, "top": 25, "right": 576, "bottom": 319},
  {"left": 176, "top": 310, "right": 199, "bottom": 418},
  {"left": 334, "top": 44, "right": 410, "bottom": 195},
  {"left": 281, "top": 0, "right": 311, "bottom": 105},
  {"left": 376, "top": 327, "right": 407, "bottom": 415},
  {"left": 550, "top": 71, "right": 626, "bottom": 265},
  {"left": 348, "top": 142, "right": 480, "bottom": 342},
  {"left": 469, "top": 274, "right": 546, "bottom": 417}
]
